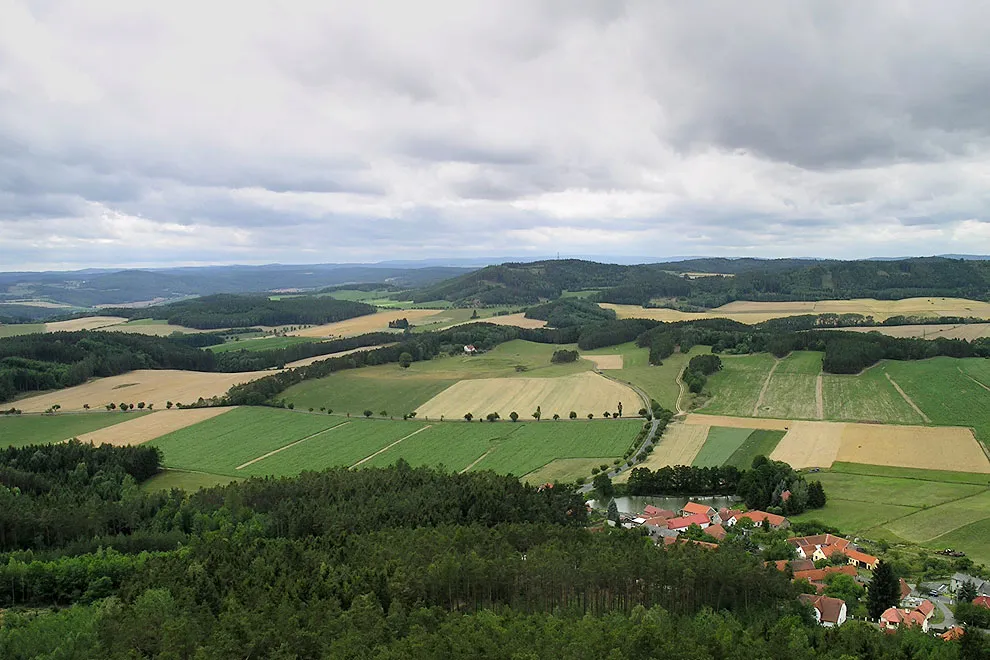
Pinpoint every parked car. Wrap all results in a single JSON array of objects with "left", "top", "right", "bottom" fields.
[{"left": 929, "top": 590, "right": 940, "bottom": 598}]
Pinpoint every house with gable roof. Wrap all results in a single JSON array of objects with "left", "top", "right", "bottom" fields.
[{"left": 798, "top": 593, "right": 847, "bottom": 627}]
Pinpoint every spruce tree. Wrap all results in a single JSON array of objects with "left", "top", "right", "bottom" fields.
[
  {"left": 959, "top": 579, "right": 978, "bottom": 603},
  {"left": 606, "top": 499, "right": 619, "bottom": 524},
  {"left": 808, "top": 481, "right": 827, "bottom": 509},
  {"left": 866, "top": 560, "right": 900, "bottom": 619}
]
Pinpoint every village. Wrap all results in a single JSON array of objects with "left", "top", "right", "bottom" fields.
[{"left": 612, "top": 500, "right": 990, "bottom": 640}]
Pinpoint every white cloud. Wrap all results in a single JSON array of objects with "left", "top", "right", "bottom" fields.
[{"left": 2, "top": 0, "right": 990, "bottom": 270}]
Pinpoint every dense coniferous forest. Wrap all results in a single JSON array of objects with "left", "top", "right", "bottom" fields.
[
  {"left": 407, "top": 257, "right": 990, "bottom": 307},
  {"left": 1, "top": 442, "right": 983, "bottom": 658},
  {"left": 524, "top": 298, "right": 617, "bottom": 327},
  {"left": 101, "top": 293, "right": 376, "bottom": 329}
]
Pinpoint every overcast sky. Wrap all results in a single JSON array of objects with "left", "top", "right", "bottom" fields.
[{"left": 3, "top": 1, "right": 990, "bottom": 270}]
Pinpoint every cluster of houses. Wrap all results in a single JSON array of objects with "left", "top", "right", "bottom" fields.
[
  {"left": 787, "top": 533, "right": 879, "bottom": 570},
  {"left": 619, "top": 502, "right": 789, "bottom": 543}
]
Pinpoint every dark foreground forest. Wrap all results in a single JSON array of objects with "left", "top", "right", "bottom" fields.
[{"left": 0, "top": 442, "right": 985, "bottom": 659}]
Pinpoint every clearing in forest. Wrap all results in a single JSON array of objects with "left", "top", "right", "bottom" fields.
[
  {"left": 14, "top": 369, "right": 276, "bottom": 413},
  {"left": 414, "top": 371, "right": 637, "bottom": 420}
]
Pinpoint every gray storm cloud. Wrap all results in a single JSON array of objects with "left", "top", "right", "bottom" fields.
[{"left": 2, "top": 0, "right": 990, "bottom": 269}]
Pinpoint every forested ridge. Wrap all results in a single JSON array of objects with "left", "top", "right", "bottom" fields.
[
  {"left": 407, "top": 256, "right": 990, "bottom": 307},
  {"left": 1, "top": 442, "right": 982, "bottom": 658},
  {"left": 101, "top": 293, "right": 376, "bottom": 329}
]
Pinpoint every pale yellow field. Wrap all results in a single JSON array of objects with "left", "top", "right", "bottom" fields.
[
  {"left": 102, "top": 321, "right": 215, "bottom": 336},
  {"left": 602, "top": 297, "right": 990, "bottom": 325},
  {"left": 479, "top": 313, "right": 547, "bottom": 329},
  {"left": 1, "top": 300, "right": 75, "bottom": 309},
  {"left": 616, "top": 423, "right": 708, "bottom": 482},
  {"left": 44, "top": 316, "right": 128, "bottom": 332},
  {"left": 289, "top": 309, "right": 441, "bottom": 338},
  {"left": 688, "top": 413, "right": 990, "bottom": 472},
  {"left": 283, "top": 344, "right": 397, "bottom": 369},
  {"left": 842, "top": 323, "right": 990, "bottom": 340},
  {"left": 835, "top": 424, "right": 989, "bottom": 473},
  {"left": 414, "top": 371, "right": 638, "bottom": 419},
  {"left": 15, "top": 369, "right": 276, "bottom": 413},
  {"left": 73, "top": 407, "right": 235, "bottom": 446},
  {"left": 770, "top": 421, "right": 847, "bottom": 469},
  {"left": 582, "top": 354, "right": 624, "bottom": 370}
]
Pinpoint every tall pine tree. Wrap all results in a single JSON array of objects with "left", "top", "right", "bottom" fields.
[
  {"left": 807, "top": 481, "right": 827, "bottom": 509},
  {"left": 866, "top": 560, "right": 900, "bottom": 619}
]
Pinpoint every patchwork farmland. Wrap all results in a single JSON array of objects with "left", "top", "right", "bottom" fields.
[{"left": 148, "top": 406, "right": 643, "bottom": 483}]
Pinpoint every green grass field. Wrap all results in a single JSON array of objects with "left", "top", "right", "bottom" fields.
[
  {"left": 724, "top": 429, "right": 785, "bottom": 470},
  {"left": 475, "top": 420, "right": 641, "bottom": 477},
  {"left": 757, "top": 352, "right": 821, "bottom": 419},
  {"left": 592, "top": 344, "right": 710, "bottom": 411},
  {"left": 883, "top": 358, "right": 990, "bottom": 443},
  {"left": 361, "top": 423, "right": 514, "bottom": 472},
  {"left": 822, "top": 366, "right": 924, "bottom": 424},
  {"left": 0, "top": 411, "right": 149, "bottom": 448},
  {"left": 239, "top": 420, "right": 428, "bottom": 476},
  {"left": 282, "top": 340, "right": 593, "bottom": 416},
  {"left": 0, "top": 323, "right": 44, "bottom": 337},
  {"left": 141, "top": 469, "right": 241, "bottom": 492},
  {"left": 151, "top": 407, "right": 347, "bottom": 475},
  {"left": 699, "top": 353, "right": 776, "bottom": 416},
  {"left": 790, "top": 462, "right": 990, "bottom": 567},
  {"left": 208, "top": 335, "right": 319, "bottom": 353},
  {"left": 692, "top": 427, "right": 754, "bottom": 467}
]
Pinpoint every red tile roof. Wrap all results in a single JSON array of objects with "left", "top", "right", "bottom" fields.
[
  {"left": 705, "top": 524, "right": 726, "bottom": 540},
  {"left": 788, "top": 534, "right": 850, "bottom": 552},
  {"left": 881, "top": 607, "right": 926, "bottom": 628},
  {"left": 798, "top": 593, "right": 845, "bottom": 624},
  {"left": 940, "top": 626, "right": 964, "bottom": 641},
  {"left": 643, "top": 505, "right": 675, "bottom": 519},
  {"left": 899, "top": 578, "right": 911, "bottom": 600},
  {"left": 793, "top": 565, "right": 858, "bottom": 583},
  {"left": 665, "top": 513, "right": 710, "bottom": 530},
  {"left": 973, "top": 595, "right": 990, "bottom": 609},
  {"left": 916, "top": 600, "right": 935, "bottom": 618},
  {"left": 682, "top": 502, "right": 715, "bottom": 517},
  {"left": 845, "top": 548, "right": 878, "bottom": 568},
  {"left": 718, "top": 508, "right": 743, "bottom": 522},
  {"left": 737, "top": 510, "right": 787, "bottom": 527},
  {"left": 641, "top": 516, "right": 670, "bottom": 528}
]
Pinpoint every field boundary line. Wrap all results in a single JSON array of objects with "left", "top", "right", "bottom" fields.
[
  {"left": 461, "top": 449, "right": 491, "bottom": 473},
  {"left": 235, "top": 422, "right": 350, "bottom": 470},
  {"left": 885, "top": 489, "right": 990, "bottom": 542},
  {"left": 675, "top": 365, "right": 688, "bottom": 415},
  {"left": 815, "top": 373, "right": 824, "bottom": 420},
  {"left": 350, "top": 424, "right": 432, "bottom": 468},
  {"left": 752, "top": 358, "right": 781, "bottom": 416},
  {"left": 958, "top": 368, "right": 990, "bottom": 394},
  {"left": 884, "top": 373, "right": 931, "bottom": 423}
]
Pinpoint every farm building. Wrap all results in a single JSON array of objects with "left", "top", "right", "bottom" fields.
[
  {"left": 845, "top": 548, "right": 879, "bottom": 570},
  {"left": 681, "top": 502, "right": 717, "bottom": 519},
  {"left": 799, "top": 594, "right": 847, "bottom": 627},
  {"left": 665, "top": 513, "right": 711, "bottom": 531},
  {"left": 789, "top": 533, "right": 850, "bottom": 560},
  {"left": 463, "top": 344, "right": 477, "bottom": 354},
  {"left": 880, "top": 600, "right": 935, "bottom": 633},
  {"left": 736, "top": 510, "right": 789, "bottom": 530}
]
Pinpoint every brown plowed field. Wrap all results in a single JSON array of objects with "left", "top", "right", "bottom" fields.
[
  {"left": 74, "top": 407, "right": 235, "bottom": 446},
  {"left": 15, "top": 369, "right": 276, "bottom": 413}
]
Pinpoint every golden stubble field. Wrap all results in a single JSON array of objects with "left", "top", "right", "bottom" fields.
[
  {"left": 414, "top": 371, "right": 638, "bottom": 419},
  {"left": 282, "top": 344, "right": 398, "bottom": 369},
  {"left": 288, "top": 309, "right": 441, "bottom": 338},
  {"left": 602, "top": 297, "right": 990, "bottom": 325},
  {"left": 582, "top": 354, "right": 624, "bottom": 370},
  {"left": 44, "top": 316, "right": 129, "bottom": 332},
  {"left": 15, "top": 369, "right": 276, "bottom": 413},
  {"left": 686, "top": 413, "right": 990, "bottom": 472},
  {"left": 74, "top": 407, "right": 236, "bottom": 446}
]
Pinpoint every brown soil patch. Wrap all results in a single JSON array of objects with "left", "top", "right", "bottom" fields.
[
  {"left": 15, "top": 369, "right": 276, "bottom": 413},
  {"left": 283, "top": 344, "right": 398, "bottom": 369},
  {"left": 289, "top": 309, "right": 441, "bottom": 338},
  {"left": 74, "top": 407, "right": 235, "bottom": 446},
  {"left": 414, "top": 371, "right": 636, "bottom": 419},
  {"left": 45, "top": 316, "right": 128, "bottom": 332},
  {"left": 582, "top": 354, "right": 624, "bottom": 370}
]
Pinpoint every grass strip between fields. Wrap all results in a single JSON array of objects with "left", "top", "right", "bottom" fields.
[
  {"left": 351, "top": 425, "right": 433, "bottom": 467},
  {"left": 235, "top": 421, "right": 350, "bottom": 470}
]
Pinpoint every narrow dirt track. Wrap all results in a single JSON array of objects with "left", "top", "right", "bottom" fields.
[
  {"left": 752, "top": 358, "right": 781, "bottom": 416},
  {"left": 350, "top": 425, "right": 432, "bottom": 468},
  {"left": 236, "top": 422, "right": 351, "bottom": 470},
  {"left": 959, "top": 368, "right": 990, "bottom": 394},
  {"left": 815, "top": 373, "right": 824, "bottom": 420},
  {"left": 885, "top": 373, "right": 931, "bottom": 423},
  {"left": 460, "top": 449, "right": 491, "bottom": 473}
]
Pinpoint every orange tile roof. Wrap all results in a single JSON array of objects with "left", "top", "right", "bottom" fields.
[
  {"left": 738, "top": 510, "right": 787, "bottom": 527},
  {"left": 666, "top": 513, "right": 711, "bottom": 529},
  {"left": 845, "top": 548, "right": 878, "bottom": 567}
]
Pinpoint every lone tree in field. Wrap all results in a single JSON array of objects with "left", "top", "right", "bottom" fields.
[
  {"left": 399, "top": 352, "right": 413, "bottom": 369},
  {"left": 532, "top": 406, "right": 541, "bottom": 420},
  {"left": 552, "top": 413, "right": 560, "bottom": 420},
  {"left": 509, "top": 411, "right": 519, "bottom": 422},
  {"left": 808, "top": 481, "right": 827, "bottom": 509},
  {"left": 364, "top": 410, "right": 373, "bottom": 418},
  {"left": 866, "top": 560, "right": 900, "bottom": 620},
  {"left": 617, "top": 402, "right": 622, "bottom": 417},
  {"left": 83, "top": 403, "right": 90, "bottom": 410},
  {"left": 569, "top": 411, "right": 577, "bottom": 419},
  {"left": 464, "top": 412, "right": 473, "bottom": 422},
  {"left": 486, "top": 412, "right": 500, "bottom": 422},
  {"left": 587, "top": 413, "right": 594, "bottom": 419},
  {"left": 166, "top": 401, "right": 173, "bottom": 409}
]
